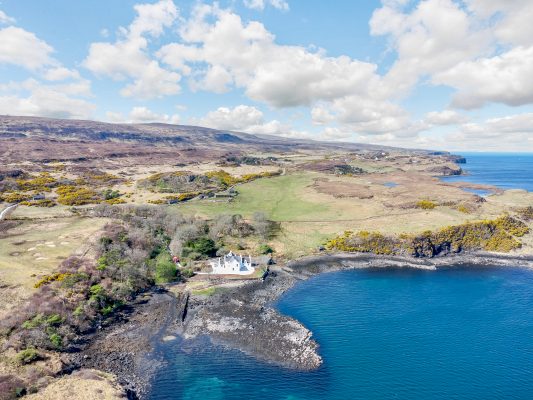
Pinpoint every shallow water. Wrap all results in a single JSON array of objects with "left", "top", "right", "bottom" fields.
[
  {"left": 441, "top": 153, "right": 533, "bottom": 191},
  {"left": 149, "top": 267, "right": 533, "bottom": 399}
]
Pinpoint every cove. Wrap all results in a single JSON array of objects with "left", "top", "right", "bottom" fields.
[{"left": 149, "top": 266, "right": 533, "bottom": 399}]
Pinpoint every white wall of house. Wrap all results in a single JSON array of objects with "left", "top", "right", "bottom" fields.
[{"left": 209, "top": 252, "right": 255, "bottom": 275}]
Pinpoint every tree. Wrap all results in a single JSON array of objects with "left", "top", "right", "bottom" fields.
[
  {"left": 252, "top": 212, "right": 271, "bottom": 239},
  {"left": 155, "top": 252, "right": 178, "bottom": 284},
  {"left": 182, "top": 237, "right": 217, "bottom": 258}
]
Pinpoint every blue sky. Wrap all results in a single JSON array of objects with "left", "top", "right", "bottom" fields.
[{"left": 1, "top": 0, "right": 532, "bottom": 151}]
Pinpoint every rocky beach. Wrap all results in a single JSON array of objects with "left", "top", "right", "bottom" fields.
[{"left": 66, "top": 252, "right": 533, "bottom": 399}]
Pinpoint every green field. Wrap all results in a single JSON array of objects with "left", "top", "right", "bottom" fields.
[
  {"left": 176, "top": 173, "right": 331, "bottom": 221},
  {"left": 173, "top": 172, "right": 509, "bottom": 258}
]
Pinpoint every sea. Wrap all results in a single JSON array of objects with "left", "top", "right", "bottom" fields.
[
  {"left": 440, "top": 152, "right": 533, "bottom": 192},
  {"left": 149, "top": 153, "right": 533, "bottom": 400}
]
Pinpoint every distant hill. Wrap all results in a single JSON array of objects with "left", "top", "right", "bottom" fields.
[{"left": 0, "top": 115, "right": 431, "bottom": 165}]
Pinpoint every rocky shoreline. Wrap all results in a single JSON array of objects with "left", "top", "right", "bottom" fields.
[{"left": 66, "top": 252, "right": 533, "bottom": 399}]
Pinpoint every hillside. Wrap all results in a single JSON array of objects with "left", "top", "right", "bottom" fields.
[{"left": 0, "top": 115, "right": 426, "bottom": 166}]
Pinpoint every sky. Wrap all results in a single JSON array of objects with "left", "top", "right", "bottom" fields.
[{"left": 1, "top": 0, "right": 533, "bottom": 152}]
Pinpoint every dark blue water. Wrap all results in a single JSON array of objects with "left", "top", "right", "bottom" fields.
[
  {"left": 441, "top": 153, "right": 533, "bottom": 191},
  {"left": 150, "top": 267, "right": 533, "bottom": 399}
]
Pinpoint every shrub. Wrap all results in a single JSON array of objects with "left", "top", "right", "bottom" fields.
[
  {"left": 258, "top": 244, "right": 274, "bottom": 254},
  {"left": 182, "top": 237, "right": 217, "bottom": 258},
  {"left": 34, "top": 273, "right": 71, "bottom": 288},
  {"left": 48, "top": 333, "right": 62, "bottom": 349},
  {"left": 155, "top": 252, "right": 178, "bottom": 284},
  {"left": 0, "top": 192, "right": 33, "bottom": 203},
  {"left": 325, "top": 215, "right": 529, "bottom": 257},
  {"left": 416, "top": 200, "right": 437, "bottom": 210},
  {"left": 456, "top": 204, "right": 471, "bottom": 214},
  {"left": 181, "top": 268, "right": 195, "bottom": 278},
  {"left": 16, "top": 348, "right": 40, "bottom": 365},
  {"left": 22, "top": 313, "right": 63, "bottom": 329},
  {"left": 103, "top": 189, "right": 120, "bottom": 200},
  {"left": 104, "top": 198, "right": 126, "bottom": 205},
  {"left": 56, "top": 185, "right": 100, "bottom": 205},
  {"left": 205, "top": 170, "right": 238, "bottom": 187},
  {"left": 19, "top": 199, "right": 56, "bottom": 207},
  {"left": 517, "top": 206, "right": 533, "bottom": 221}
]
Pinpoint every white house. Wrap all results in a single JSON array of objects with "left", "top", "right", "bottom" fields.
[{"left": 209, "top": 251, "right": 255, "bottom": 275}]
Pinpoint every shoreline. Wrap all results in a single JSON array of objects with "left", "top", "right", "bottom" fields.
[{"left": 70, "top": 252, "right": 533, "bottom": 399}]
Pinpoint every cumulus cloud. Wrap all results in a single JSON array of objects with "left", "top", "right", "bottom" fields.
[
  {"left": 0, "top": 79, "right": 95, "bottom": 119},
  {"left": 370, "top": 0, "right": 491, "bottom": 95},
  {"left": 0, "top": 14, "right": 94, "bottom": 120},
  {"left": 433, "top": 46, "right": 533, "bottom": 109},
  {"left": 192, "top": 105, "right": 263, "bottom": 130},
  {"left": 156, "top": 4, "right": 414, "bottom": 139},
  {"left": 84, "top": 0, "right": 181, "bottom": 99},
  {"left": 158, "top": 5, "right": 383, "bottom": 108},
  {"left": 0, "top": 26, "right": 55, "bottom": 70},
  {"left": 106, "top": 106, "right": 180, "bottom": 124},
  {"left": 444, "top": 112, "right": 533, "bottom": 151},
  {"left": 371, "top": 0, "right": 533, "bottom": 112},
  {"left": 311, "top": 95, "right": 427, "bottom": 138},
  {"left": 243, "top": 0, "right": 289, "bottom": 11},
  {"left": 190, "top": 104, "right": 309, "bottom": 138},
  {"left": 466, "top": 0, "right": 533, "bottom": 47},
  {"left": 321, "top": 127, "right": 355, "bottom": 141}
]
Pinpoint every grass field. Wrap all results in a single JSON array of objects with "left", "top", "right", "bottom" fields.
[
  {"left": 173, "top": 172, "right": 504, "bottom": 258},
  {"left": 0, "top": 216, "right": 108, "bottom": 289},
  {"left": 176, "top": 173, "right": 330, "bottom": 221}
]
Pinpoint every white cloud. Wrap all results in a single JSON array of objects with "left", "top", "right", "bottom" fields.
[
  {"left": 0, "top": 79, "right": 95, "bottom": 119},
  {"left": 158, "top": 5, "right": 383, "bottom": 108},
  {"left": 106, "top": 106, "right": 180, "bottom": 124},
  {"left": 243, "top": 0, "right": 289, "bottom": 11},
  {"left": 443, "top": 112, "right": 533, "bottom": 151},
  {"left": 156, "top": 4, "right": 412, "bottom": 139},
  {"left": 371, "top": 0, "right": 533, "bottom": 112},
  {"left": 0, "top": 26, "right": 55, "bottom": 70},
  {"left": 84, "top": 0, "right": 181, "bottom": 99},
  {"left": 191, "top": 105, "right": 264, "bottom": 131},
  {"left": 466, "top": 0, "right": 533, "bottom": 47},
  {"left": 311, "top": 95, "right": 427, "bottom": 137},
  {"left": 0, "top": 10, "right": 15, "bottom": 24},
  {"left": 424, "top": 110, "right": 468, "bottom": 125},
  {"left": 190, "top": 104, "right": 309, "bottom": 138},
  {"left": 370, "top": 0, "right": 492, "bottom": 95},
  {"left": 43, "top": 67, "right": 81, "bottom": 81},
  {"left": 321, "top": 127, "right": 354, "bottom": 141},
  {"left": 433, "top": 46, "right": 533, "bottom": 109}
]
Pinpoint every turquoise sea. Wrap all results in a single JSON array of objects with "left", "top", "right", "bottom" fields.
[{"left": 149, "top": 154, "right": 533, "bottom": 399}]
